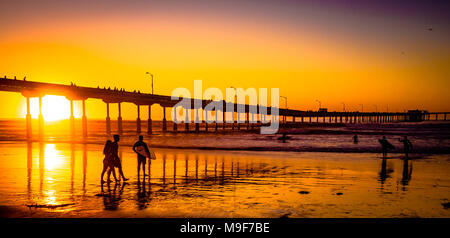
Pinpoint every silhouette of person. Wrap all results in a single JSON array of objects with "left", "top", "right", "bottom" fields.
[
  {"left": 398, "top": 136, "right": 413, "bottom": 158},
  {"left": 111, "top": 135, "right": 128, "bottom": 181},
  {"left": 101, "top": 140, "right": 118, "bottom": 183},
  {"left": 133, "top": 135, "right": 150, "bottom": 179},
  {"left": 378, "top": 136, "right": 394, "bottom": 157},
  {"left": 353, "top": 134, "right": 359, "bottom": 144},
  {"left": 277, "top": 133, "right": 291, "bottom": 143}
]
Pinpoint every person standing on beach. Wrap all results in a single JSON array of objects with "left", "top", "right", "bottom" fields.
[
  {"left": 378, "top": 136, "right": 395, "bottom": 157},
  {"left": 133, "top": 135, "right": 150, "bottom": 179},
  {"left": 399, "top": 136, "right": 413, "bottom": 158},
  {"left": 111, "top": 135, "right": 128, "bottom": 182},
  {"left": 101, "top": 140, "right": 118, "bottom": 183}
]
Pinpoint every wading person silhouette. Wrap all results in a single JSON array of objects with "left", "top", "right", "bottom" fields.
[
  {"left": 399, "top": 136, "right": 413, "bottom": 158},
  {"left": 133, "top": 135, "right": 150, "bottom": 179},
  {"left": 277, "top": 133, "right": 291, "bottom": 143},
  {"left": 378, "top": 136, "right": 395, "bottom": 157},
  {"left": 101, "top": 140, "right": 118, "bottom": 183},
  {"left": 111, "top": 135, "right": 128, "bottom": 182},
  {"left": 353, "top": 134, "right": 359, "bottom": 144}
]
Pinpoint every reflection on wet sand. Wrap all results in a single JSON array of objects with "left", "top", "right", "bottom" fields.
[
  {"left": 162, "top": 153, "right": 166, "bottom": 185},
  {"left": 70, "top": 143, "right": 75, "bottom": 197},
  {"left": 83, "top": 144, "right": 87, "bottom": 195},
  {"left": 173, "top": 154, "right": 177, "bottom": 184},
  {"left": 136, "top": 175, "right": 151, "bottom": 210},
  {"left": 379, "top": 157, "right": 414, "bottom": 191},
  {"left": 39, "top": 143, "right": 44, "bottom": 198},
  {"left": 101, "top": 182, "right": 126, "bottom": 211},
  {"left": 6, "top": 142, "right": 448, "bottom": 217},
  {"left": 27, "top": 142, "right": 32, "bottom": 200},
  {"left": 401, "top": 158, "right": 413, "bottom": 189},
  {"left": 379, "top": 158, "right": 393, "bottom": 185}
]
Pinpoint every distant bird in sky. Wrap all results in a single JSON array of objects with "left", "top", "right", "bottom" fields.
[{"left": 428, "top": 27, "right": 433, "bottom": 31}]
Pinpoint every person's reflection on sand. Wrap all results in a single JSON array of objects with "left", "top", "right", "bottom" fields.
[
  {"left": 401, "top": 158, "right": 413, "bottom": 189},
  {"left": 39, "top": 143, "right": 45, "bottom": 197},
  {"left": 195, "top": 155, "right": 199, "bottom": 181},
  {"left": 214, "top": 157, "right": 218, "bottom": 179},
  {"left": 204, "top": 157, "right": 208, "bottom": 178},
  {"left": 101, "top": 181, "right": 126, "bottom": 211},
  {"left": 27, "top": 142, "right": 32, "bottom": 200},
  {"left": 221, "top": 157, "right": 225, "bottom": 183},
  {"left": 82, "top": 144, "right": 87, "bottom": 194},
  {"left": 136, "top": 175, "right": 152, "bottom": 210},
  {"left": 379, "top": 157, "right": 393, "bottom": 185},
  {"left": 162, "top": 153, "right": 167, "bottom": 185},
  {"left": 70, "top": 143, "right": 75, "bottom": 195},
  {"left": 184, "top": 154, "right": 189, "bottom": 183},
  {"left": 173, "top": 154, "right": 177, "bottom": 184}
]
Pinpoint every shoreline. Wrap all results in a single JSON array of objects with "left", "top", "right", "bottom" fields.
[{"left": 0, "top": 140, "right": 449, "bottom": 155}]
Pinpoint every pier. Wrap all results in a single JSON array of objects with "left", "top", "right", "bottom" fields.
[{"left": 0, "top": 77, "right": 448, "bottom": 140}]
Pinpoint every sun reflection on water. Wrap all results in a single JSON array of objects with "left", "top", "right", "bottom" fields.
[
  {"left": 44, "top": 190, "right": 57, "bottom": 205},
  {"left": 44, "top": 144, "right": 63, "bottom": 170}
]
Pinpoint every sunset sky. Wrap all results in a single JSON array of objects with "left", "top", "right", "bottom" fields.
[{"left": 0, "top": 0, "right": 449, "bottom": 120}]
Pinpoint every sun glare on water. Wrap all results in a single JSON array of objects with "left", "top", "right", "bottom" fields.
[
  {"left": 28, "top": 95, "right": 79, "bottom": 121},
  {"left": 44, "top": 144, "right": 64, "bottom": 170}
]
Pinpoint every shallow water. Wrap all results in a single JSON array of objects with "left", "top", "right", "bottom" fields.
[
  {"left": 0, "top": 141, "right": 449, "bottom": 218},
  {"left": 1, "top": 119, "right": 449, "bottom": 154}
]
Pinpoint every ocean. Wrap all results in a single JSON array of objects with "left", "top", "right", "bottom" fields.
[{"left": 0, "top": 119, "right": 449, "bottom": 217}]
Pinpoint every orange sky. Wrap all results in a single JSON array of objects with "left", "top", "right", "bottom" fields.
[{"left": 0, "top": 1, "right": 449, "bottom": 120}]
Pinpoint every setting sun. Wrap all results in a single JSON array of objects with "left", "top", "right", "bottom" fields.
[{"left": 26, "top": 95, "right": 80, "bottom": 121}]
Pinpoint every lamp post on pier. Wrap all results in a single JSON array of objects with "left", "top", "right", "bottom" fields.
[{"left": 146, "top": 72, "right": 154, "bottom": 94}]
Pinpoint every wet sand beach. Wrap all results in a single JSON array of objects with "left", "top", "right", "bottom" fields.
[{"left": 0, "top": 141, "right": 449, "bottom": 218}]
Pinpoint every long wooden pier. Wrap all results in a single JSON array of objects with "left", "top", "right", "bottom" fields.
[{"left": 0, "top": 77, "right": 448, "bottom": 139}]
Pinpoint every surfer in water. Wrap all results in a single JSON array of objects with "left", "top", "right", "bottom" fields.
[
  {"left": 378, "top": 136, "right": 395, "bottom": 158},
  {"left": 399, "top": 136, "right": 413, "bottom": 158},
  {"left": 133, "top": 135, "right": 151, "bottom": 178},
  {"left": 112, "top": 135, "right": 128, "bottom": 182}
]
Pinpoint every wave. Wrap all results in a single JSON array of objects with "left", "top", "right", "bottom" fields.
[{"left": 0, "top": 120, "right": 449, "bottom": 154}]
